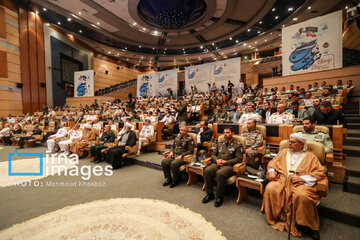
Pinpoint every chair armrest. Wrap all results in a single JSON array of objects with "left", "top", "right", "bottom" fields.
[
  {"left": 162, "top": 151, "right": 170, "bottom": 157},
  {"left": 326, "top": 153, "right": 334, "bottom": 163},
  {"left": 203, "top": 157, "right": 212, "bottom": 166},
  {"left": 203, "top": 141, "right": 212, "bottom": 148},
  {"left": 146, "top": 135, "right": 156, "bottom": 142},
  {"left": 233, "top": 162, "right": 245, "bottom": 173},
  {"left": 257, "top": 146, "right": 266, "bottom": 155},
  {"left": 317, "top": 178, "right": 328, "bottom": 197},
  {"left": 183, "top": 154, "right": 194, "bottom": 163},
  {"left": 125, "top": 144, "right": 138, "bottom": 154}
]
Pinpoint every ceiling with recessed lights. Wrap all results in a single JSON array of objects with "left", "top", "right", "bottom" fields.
[{"left": 15, "top": 0, "right": 345, "bottom": 68}]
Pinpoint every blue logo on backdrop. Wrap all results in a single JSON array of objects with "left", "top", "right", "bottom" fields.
[{"left": 8, "top": 150, "right": 43, "bottom": 176}]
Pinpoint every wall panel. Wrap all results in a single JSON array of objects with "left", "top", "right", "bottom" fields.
[
  {"left": 93, "top": 57, "right": 139, "bottom": 91},
  {"left": 0, "top": 3, "right": 23, "bottom": 117}
]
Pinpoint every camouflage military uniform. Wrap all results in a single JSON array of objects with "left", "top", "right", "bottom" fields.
[
  {"left": 212, "top": 110, "right": 229, "bottom": 123},
  {"left": 204, "top": 139, "right": 242, "bottom": 197},
  {"left": 285, "top": 99, "right": 305, "bottom": 107},
  {"left": 241, "top": 129, "right": 263, "bottom": 168},
  {"left": 322, "top": 95, "right": 337, "bottom": 105},
  {"left": 161, "top": 134, "right": 195, "bottom": 182},
  {"left": 296, "top": 129, "right": 333, "bottom": 153}
]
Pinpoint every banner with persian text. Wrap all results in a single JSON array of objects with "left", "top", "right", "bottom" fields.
[
  {"left": 282, "top": 11, "right": 342, "bottom": 76},
  {"left": 185, "top": 57, "right": 241, "bottom": 93}
]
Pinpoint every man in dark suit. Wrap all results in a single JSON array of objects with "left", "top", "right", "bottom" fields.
[
  {"left": 313, "top": 101, "right": 346, "bottom": 127},
  {"left": 42, "top": 119, "right": 61, "bottom": 142},
  {"left": 17, "top": 125, "right": 42, "bottom": 149},
  {"left": 2, "top": 124, "right": 22, "bottom": 145},
  {"left": 227, "top": 104, "right": 243, "bottom": 123},
  {"left": 261, "top": 101, "right": 276, "bottom": 123},
  {"left": 194, "top": 121, "right": 213, "bottom": 155},
  {"left": 172, "top": 97, "right": 188, "bottom": 124},
  {"left": 42, "top": 104, "right": 48, "bottom": 115},
  {"left": 105, "top": 123, "right": 137, "bottom": 169}
]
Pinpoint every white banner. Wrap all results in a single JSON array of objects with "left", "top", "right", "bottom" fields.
[
  {"left": 282, "top": 11, "right": 342, "bottom": 76},
  {"left": 185, "top": 63, "right": 212, "bottom": 93},
  {"left": 137, "top": 72, "right": 156, "bottom": 97},
  {"left": 211, "top": 57, "right": 241, "bottom": 90},
  {"left": 156, "top": 70, "right": 178, "bottom": 97},
  {"left": 74, "top": 70, "right": 94, "bottom": 97}
]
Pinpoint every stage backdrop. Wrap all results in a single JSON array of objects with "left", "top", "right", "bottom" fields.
[
  {"left": 282, "top": 11, "right": 342, "bottom": 76},
  {"left": 185, "top": 57, "right": 241, "bottom": 93},
  {"left": 74, "top": 70, "right": 94, "bottom": 97},
  {"left": 137, "top": 72, "right": 156, "bottom": 97},
  {"left": 156, "top": 70, "right": 178, "bottom": 97}
]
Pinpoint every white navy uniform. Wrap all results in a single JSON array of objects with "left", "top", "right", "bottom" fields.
[
  {"left": 238, "top": 112, "right": 261, "bottom": 124},
  {"left": 47, "top": 127, "right": 68, "bottom": 152},
  {"left": 267, "top": 112, "right": 293, "bottom": 124},
  {"left": 58, "top": 129, "right": 83, "bottom": 155}
]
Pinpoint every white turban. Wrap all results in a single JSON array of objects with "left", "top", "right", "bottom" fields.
[
  {"left": 84, "top": 124, "right": 92, "bottom": 129},
  {"left": 125, "top": 122, "right": 133, "bottom": 128},
  {"left": 289, "top": 133, "right": 307, "bottom": 151}
]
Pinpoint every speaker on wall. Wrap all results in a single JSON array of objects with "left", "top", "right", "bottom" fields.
[
  {"left": 16, "top": 83, "right": 23, "bottom": 88},
  {"left": 40, "top": 83, "right": 46, "bottom": 88}
]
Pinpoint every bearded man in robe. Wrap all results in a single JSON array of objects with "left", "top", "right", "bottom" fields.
[{"left": 262, "top": 133, "right": 326, "bottom": 240}]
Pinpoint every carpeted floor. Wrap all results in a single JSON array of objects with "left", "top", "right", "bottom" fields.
[{"left": 0, "top": 145, "right": 359, "bottom": 240}]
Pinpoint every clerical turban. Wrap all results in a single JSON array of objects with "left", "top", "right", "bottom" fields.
[{"left": 289, "top": 133, "right": 306, "bottom": 143}]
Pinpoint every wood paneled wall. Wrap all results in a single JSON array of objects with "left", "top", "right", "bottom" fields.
[
  {"left": 0, "top": 4, "right": 23, "bottom": 117},
  {"left": 93, "top": 57, "right": 139, "bottom": 91},
  {"left": 104, "top": 85, "right": 137, "bottom": 100},
  {"left": 19, "top": 8, "right": 46, "bottom": 114}
]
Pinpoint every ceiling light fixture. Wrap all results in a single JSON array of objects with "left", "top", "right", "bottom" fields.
[
  {"left": 200, "top": 46, "right": 203, "bottom": 49},
  {"left": 133, "top": 22, "right": 137, "bottom": 26},
  {"left": 288, "top": 7, "right": 293, "bottom": 11},
  {"left": 308, "top": 6, "right": 312, "bottom": 10},
  {"left": 78, "top": 11, "right": 81, "bottom": 15},
  {"left": 257, "top": 30, "right": 260, "bottom": 34},
  {"left": 139, "top": 46, "right": 142, "bottom": 48},
  {"left": 57, "top": 21, "right": 61, "bottom": 25},
  {"left": 97, "top": 22, "right": 100, "bottom": 25},
  {"left": 67, "top": 18, "right": 71, "bottom": 22},
  {"left": 275, "top": 16, "right": 279, "bottom": 20},
  {"left": 43, "top": 8, "right": 47, "bottom": 11},
  {"left": 272, "top": 8, "right": 276, "bottom": 12},
  {"left": 293, "top": 17, "right": 298, "bottom": 21},
  {"left": 229, "top": 37, "right": 232, "bottom": 40},
  {"left": 79, "top": 30, "right": 82, "bottom": 33},
  {"left": 259, "top": 21, "right": 263, "bottom": 24},
  {"left": 247, "top": 29, "right": 250, "bottom": 32},
  {"left": 236, "top": 40, "right": 239, "bottom": 43}
]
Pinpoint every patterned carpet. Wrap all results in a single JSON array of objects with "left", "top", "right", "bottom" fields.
[{"left": 0, "top": 198, "right": 225, "bottom": 240}]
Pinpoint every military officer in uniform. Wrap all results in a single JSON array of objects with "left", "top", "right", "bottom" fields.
[
  {"left": 90, "top": 125, "right": 115, "bottom": 163},
  {"left": 202, "top": 127, "right": 242, "bottom": 207},
  {"left": 161, "top": 126, "right": 195, "bottom": 188},
  {"left": 297, "top": 117, "right": 333, "bottom": 153},
  {"left": 211, "top": 104, "right": 228, "bottom": 123},
  {"left": 241, "top": 119, "right": 264, "bottom": 170},
  {"left": 267, "top": 104, "right": 293, "bottom": 124},
  {"left": 238, "top": 103, "right": 261, "bottom": 124}
]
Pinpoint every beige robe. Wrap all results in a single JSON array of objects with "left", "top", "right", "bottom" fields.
[
  {"left": 262, "top": 149, "right": 326, "bottom": 237},
  {"left": 70, "top": 130, "right": 96, "bottom": 156}
]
